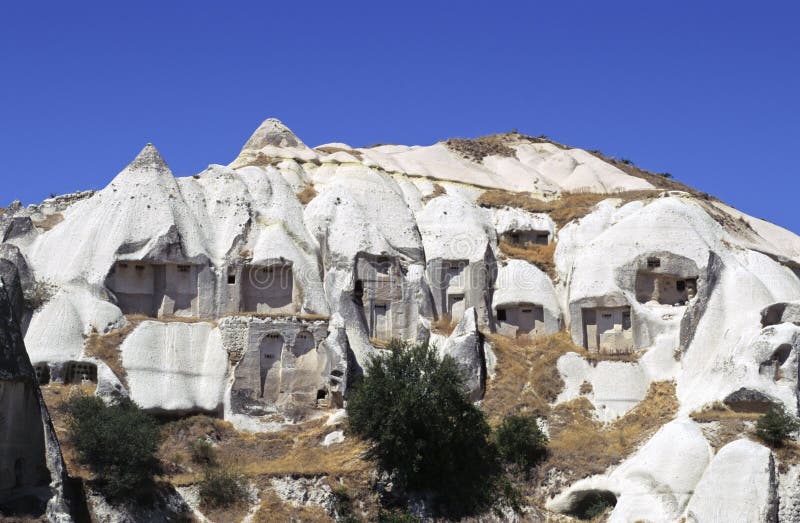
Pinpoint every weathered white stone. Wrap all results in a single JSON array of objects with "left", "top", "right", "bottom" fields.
[
  {"left": 120, "top": 321, "right": 227, "bottom": 414},
  {"left": 684, "top": 439, "right": 777, "bottom": 523},
  {"left": 440, "top": 307, "right": 486, "bottom": 401}
]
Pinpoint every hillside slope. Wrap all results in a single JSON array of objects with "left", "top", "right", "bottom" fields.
[{"left": 2, "top": 118, "right": 800, "bottom": 521}]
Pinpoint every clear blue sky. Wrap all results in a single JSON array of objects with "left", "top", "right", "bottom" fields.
[{"left": 2, "top": 2, "right": 798, "bottom": 232}]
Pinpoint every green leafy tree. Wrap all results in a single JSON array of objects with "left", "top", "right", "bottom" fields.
[
  {"left": 347, "top": 340, "right": 501, "bottom": 516},
  {"left": 756, "top": 404, "right": 799, "bottom": 445},
  {"left": 64, "top": 394, "right": 160, "bottom": 498},
  {"left": 495, "top": 414, "right": 548, "bottom": 470}
]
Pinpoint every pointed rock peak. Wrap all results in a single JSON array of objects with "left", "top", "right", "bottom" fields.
[
  {"left": 242, "top": 118, "right": 306, "bottom": 151},
  {"left": 126, "top": 143, "right": 171, "bottom": 174}
]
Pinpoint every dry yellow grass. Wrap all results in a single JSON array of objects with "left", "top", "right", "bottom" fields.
[
  {"left": 161, "top": 416, "right": 371, "bottom": 485},
  {"left": 689, "top": 402, "right": 761, "bottom": 424},
  {"left": 431, "top": 315, "right": 457, "bottom": 336},
  {"left": 542, "top": 381, "right": 678, "bottom": 484},
  {"left": 251, "top": 487, "right": 333, "bottom": 522},
  {"left": 483, "top": 333, "right": 641, "bottom": 423},
  {"left": 315, "top": 145, "right": 364, "bottom": 161},
  {"left": 478, "top": 190, "right": 660, "bottom": 228},
  {"left": 369, "top": 337, "right": 390, "bottom": 349},
  {"left": 32, "top": 212, "right": 64, "bottom": 231},
  {"left": 498, "top": 240, "right": 557, "bottom": 279},
  {"left": 482, "top": 333, "right": 576, "bottom": 421},
  {"left": 159, "top": 414, "right": 379, "bottom": 521},
  {"left": 83, "top": 319, "right": 147, "bottom": 386},
  {"left": 39, "top": 383, "right": 98, "bottom": 479},
  {"left": 444, "top": 135, "right": 516, "bottom": 162},
  {"left": 296, "top": 185, "right": 318, "bottom": 205}
]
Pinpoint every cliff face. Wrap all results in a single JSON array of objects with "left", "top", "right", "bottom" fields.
[
  {"left": 2, "top": 118, "right": 800, "bottom": 521},
  {"left": 0, "top": 262, "right": 71, "bottom": 521}
]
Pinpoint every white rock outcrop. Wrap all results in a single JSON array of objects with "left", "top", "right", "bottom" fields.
[
  {"left": 684, "top": 439, "right": 778, "bottom": 523},
  {"left": 3, "top": 118, "right": 800, "bottom": 520}
]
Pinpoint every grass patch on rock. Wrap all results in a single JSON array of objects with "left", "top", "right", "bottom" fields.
[
  {"left": 296, "top": 185, "right": 318, "bottom": 205},
  {"left": 498, "top": 240, "right": 557, "bottom": 279},
  {"left": 478, "top": 189, "right": 660, "bottom": 228},
  {"left": 542, "top": 381, "right": 678, "bottom": 485}
]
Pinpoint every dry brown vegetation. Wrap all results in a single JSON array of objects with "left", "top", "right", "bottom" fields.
[
  {"left": 541, "top": 382, "right": 678, "bottom": 485},
  {"left": 689, "top": 402, "right": 800, "bottom": 472},
  {"left": 586, "top": 150, "right": 711, "bottom": 197},
  {"left": 482, "top": 333, "right": 577, "bottom": 421},
  {"left": 369, "top": 337, "right": 391, "bottom": 349},
  {"left": 251, "top": 487, "right": 333, "bottom": 522},
  {"left": 421, "top": 183, "right": 446, "bottom": 204},
  {"left": 444, "top": 135, "right": 516, "bottom": 163},
  {"left": 159, "top": 414, "right": 377, "bottom": 521},
  {"left": 478, "top": 189, "right": 660, "bottom": 228},
  {"left": 296, "top": 185, "right": 318, "bottom": 205},
  {"left": 482, "top": 333, "right": 674, "bottom": 495},
  {"left": 315, "top": 145, "right": 364, "bottom": 161},
  {"left": 498, "top": 240, "right": 557, "bottom": 279},
  {"left": 40, "top": 383, "right": 98, "bottom": 478},
  {"left": 579, "top": 381, "right": 593, "bottom": 395},
  {"left": 31, "top": 212, "right": 64, "bottom": 231},
  {"left": 431, "top": 315, "right": 458, "bottom": 336},
  {"left": 83, "top": 319, "right": 145, "bottom": 386}
]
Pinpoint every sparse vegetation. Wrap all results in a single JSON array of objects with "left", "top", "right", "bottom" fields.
[
  {"left": 420, "top": 183, "right": 446, "bottom": 203},
  {"left": 378, "top": 509, "right": 421, "bottom": 522},
  {"left": 190, "top": 438, "right": 217, "bottom": 465},
  {"left": 83, "top": 317, "right": 144, "bottom": 386},
  {"left": 478, "top": 189, "right": 660, "bottom": 228},
  {"left": 347, "top": 339, "right": 503, "bottom": 516},
  {"left": 315, "top": 145, "right": 364, "bottom": 161},
  {"left": 430, "top": 314, "right": 457, "bottom": 335},
  {"left": 756, "top": 404, "right": 799, "bottom": 446},
  {"left": 543, "top": 381, "right": 678, "bottom": 484},
  {"left": 498, "top": 239, "right": 557, "bottom": 279},
  {"left": 23, "top": 279, "right": 56, "bottom": 311},
  {"left": 569, "top": 490, "right": 616, "bottom": 520},
  {"left": 296, "top": 185, "right": 318, "bottom": 205},
  {"left": 444, "top": 135, "right": 516, "bottom": 163},
  {"left": 31, "top": 212, "right": 64, "bottom": 231},
  {"left": 579, "top": 381, "right": 593, "bottom": 395},
  {"left": 63, "top": 394, "right": 160, "bottom": 498},
  {"left": 495, "top": 414, "right": 548, "bottom": 470},
  {"left": 198, "top": 468, "right": 247, "bottom": 509}
]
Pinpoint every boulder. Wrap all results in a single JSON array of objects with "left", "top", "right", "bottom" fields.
[{"left": 684, "top": 439, "right": 778, "bottom": 523}]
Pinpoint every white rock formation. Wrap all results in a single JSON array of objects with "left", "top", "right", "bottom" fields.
[
  {"left": 120, "top": 321, "right": 227, "bottom": 414},
  {"left": 3, "top": 118, "right": 800, "bottom": 520},
  {"left": 684, "top": 439, "right": 777, "bottom": 522}
]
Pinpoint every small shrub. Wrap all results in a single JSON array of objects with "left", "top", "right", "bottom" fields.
[
  {"left": 378, "top": 509, "right": 420, "bottom": 522},
  {"left": 495, "top": 414, "right": 548, "bottom": 470},
  {"left": 198, "top": 468, "right": 247, "bottom": 508},
  {"left": 64, "top": 394, "right": 160, "bottom": 498},
  {"left": 581, "top": 492, "right": 615, "bottom": 519},
  {"left": 24, "top": 280, "right": 55, "bottom": 311},
  {"left": 331, "top": 487, "right": 359, "bottom": 522},
  {"left": 756, "top": 404, "right": 799, "bottom": 445},
  {"left": 659, "top": 172, "right": 673, "bottom": 179},
  {"left": 190, "top": 438, "right": 217, "bottom": 465},
  {"left": 579, "top": 381, "right": 593, "bottom": 394}
]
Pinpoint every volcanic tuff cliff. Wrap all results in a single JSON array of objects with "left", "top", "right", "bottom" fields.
[{"left": 2, "top": 118, "right": 800, "bottom": 521}]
